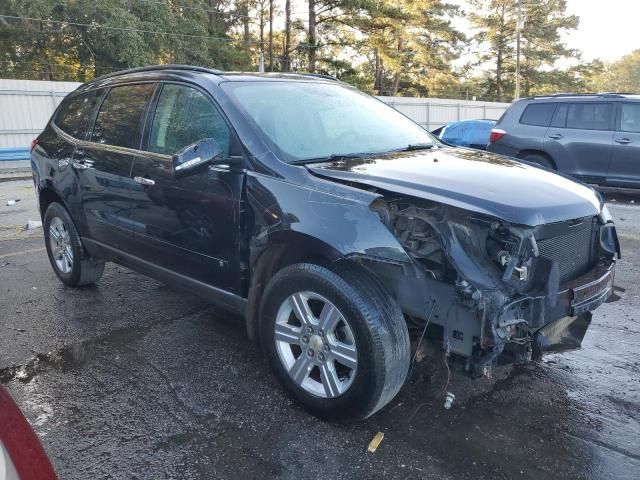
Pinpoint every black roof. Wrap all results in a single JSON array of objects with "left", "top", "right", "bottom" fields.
[
  {"left": 91, "top": 64, "right": 224, "bottom": 82},
  {"left": 85, "top": 64, "right": 339, "bottom": 87}
]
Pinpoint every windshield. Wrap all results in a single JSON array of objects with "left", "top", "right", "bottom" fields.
[{"left": 221, "top": 81, "right": 437, "bottom": 162}]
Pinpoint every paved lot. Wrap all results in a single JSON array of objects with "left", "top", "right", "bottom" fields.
[{"left": 1, "top": 179, "right": 639, "bottom": 480}]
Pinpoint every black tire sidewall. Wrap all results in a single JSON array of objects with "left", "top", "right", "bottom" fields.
[
  {"left": 43, "top": 202, "right": 83, "bottom": 286},
  {"left": 523, "top": 154, "right": 553, "bottom": 170},
  {"left": 260, "top": 265, "right": 384, "bottom": 420}
]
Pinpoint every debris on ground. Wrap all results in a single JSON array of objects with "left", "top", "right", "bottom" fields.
[
  {"left": 367, "top": 432, "right": 385, "bottom": 453},
  {"left": 444, "top": 392, "right": 456, "bottom": 410},
  {"left": 24, "top": 220, "right": 42, "bottom": 230},
  {"left": 6, "top": 199, "right": 21, "bottom": 206}
]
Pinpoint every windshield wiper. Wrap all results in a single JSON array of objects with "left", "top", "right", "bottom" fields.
[
  {"left": 401, "top": 143, "right": 437, "bottom": 151},
  {"left": 291, "top": 153, "right": 370, "bottom": 165}
]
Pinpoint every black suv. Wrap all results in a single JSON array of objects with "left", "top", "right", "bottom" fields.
[
  {"left": 488, "top": 93, "right": 640, "bottom": 188},
  {"left": 31, "top": 65, "right": 620, "bottom": 420}
]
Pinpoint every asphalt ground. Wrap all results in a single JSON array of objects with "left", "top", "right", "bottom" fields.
[{"left": 0, "top": 179, "right": 639, "bottom": 480}]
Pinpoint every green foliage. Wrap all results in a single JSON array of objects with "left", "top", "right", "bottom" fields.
[
  {"left": 0, "top": 0, "right": 254, "bottom": 80},
  {"left": 468, "top": 0, "right": 585, "bottom": 101},
  {"left": 590, "top": 51, "right": 640, "bottom": 93},
  {"left": 0, "top": 0, "right": 616, "bottom": 100}
]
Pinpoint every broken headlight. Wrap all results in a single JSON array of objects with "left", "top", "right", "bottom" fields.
[{"left": 486, "top": 222, "right": 535, "bottom": 282}]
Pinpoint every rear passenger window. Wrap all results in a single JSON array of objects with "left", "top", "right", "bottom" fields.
[
  {"left": 550, "top": 104, "right": 568, "bottom": 127},
  {"left": 520, "top": 103, "right": 556, "bottom": 127},
  {"left": 91, "top": 84, "right": 155, "bottom": 149},
  {"left": 148, "top": 84, "right": 230, "bottom": 156},
  {"left": 620, "top": 104, "right": 640, "bottom": 132},
  {"left": 55, "top": 90, "right": 104, "bottom": 139},
  {"left": 566, "top": 103, "right": 612, "bottom": 130}
]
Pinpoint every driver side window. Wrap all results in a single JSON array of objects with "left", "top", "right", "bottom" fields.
[{"left": 148, "top": 84, "right": 230, "bottom": 156}]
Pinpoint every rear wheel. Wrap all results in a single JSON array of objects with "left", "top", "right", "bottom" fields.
[
  {"left": 43, "top": 202, "right": 105, "bottom": 287},
  {"left": 260, "top": 262, "right": 410, "bottom": 420},
  {"left": 522, "top": 153, "right": 554, "bottom": 169}
]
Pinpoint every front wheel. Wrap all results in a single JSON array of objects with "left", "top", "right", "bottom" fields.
[{"left": 260, "top": 262, "right": 410, "bottom": 420}]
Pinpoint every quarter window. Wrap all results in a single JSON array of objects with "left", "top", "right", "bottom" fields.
[
  {"left": 520, "top": 103, "right": 557, "bottom": 127},
  {"left": 91, "top": 84, "right": 155, "bottom": 149},
  {"left": 55, "top": 89, "right": 104, "bottom": 139},
  {"left": 566, "top": 103, "right": 612, "bottom": 130},
  {"left": 620, "top": 104, "right": 640, "bottom": 132},
  {"left": 148, "top": 84, "right": 230, "bottom": 156}
]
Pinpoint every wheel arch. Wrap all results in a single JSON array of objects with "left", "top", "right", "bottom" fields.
[
  {"left": 245, "top": 232, "right": 344, "bottom": 342},
  {"left": 517, "top": 149, "right": 557, "bottom": 169},
  {"left": 38, "top": 185, "right": 67, "bottom": 220}
]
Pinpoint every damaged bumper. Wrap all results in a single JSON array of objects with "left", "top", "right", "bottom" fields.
[
  {"left": 503, "top": 261, "right": 614, "bottom": 365},
  {"left": 360, "top": 197, "right": 619, "bottom": 376}
]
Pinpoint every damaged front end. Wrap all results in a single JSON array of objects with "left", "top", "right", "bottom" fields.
[{"left": 364, "top": 196, "right": 620, "bottom": 377}]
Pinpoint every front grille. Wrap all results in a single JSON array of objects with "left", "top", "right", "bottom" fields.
[{"left": 536, "top": 217, "right": 598, "bottom": 283}]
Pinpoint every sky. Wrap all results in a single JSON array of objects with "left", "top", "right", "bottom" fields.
[{"left": 564, "top": 0, "right": 640, "bottom": 61}]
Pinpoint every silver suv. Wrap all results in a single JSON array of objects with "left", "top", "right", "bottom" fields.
[{"left": 487, "top": 93, "right": 640, "bottom": 188}]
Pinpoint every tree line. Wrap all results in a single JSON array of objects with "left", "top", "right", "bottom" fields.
[{"left": 0, "top": 0, "right": 638, "bottom": 101}]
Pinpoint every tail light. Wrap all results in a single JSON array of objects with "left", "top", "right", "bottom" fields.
[
  {"left": 30, "top": 138, "right": 38, "bottom": 151},
  {"left": 489, "top": 128, "right": 506, "bottom": 144}
]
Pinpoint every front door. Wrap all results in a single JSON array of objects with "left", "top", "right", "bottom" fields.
[
  {"left": 75, "top": 83, "right": 155, "bottom": 249},
  {"left": 128, "top": 82, "right": 244, "bottom": 293},
  {"left": 607, "top": 102, "right": 640, "bottom": 187}
]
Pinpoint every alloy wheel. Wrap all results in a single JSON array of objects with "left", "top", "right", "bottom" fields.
[
  {"left": 274, "top": 291, "right": 358, "bottom": 398},
  {"left": 48, "top": 217, "right": 73, "bottom": 274}
]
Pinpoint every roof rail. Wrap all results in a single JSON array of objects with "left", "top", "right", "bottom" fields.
[
  {"left": 89, "top": 64, "right": 224, "bottom": 83},
  {"left": 304, "top": 73, "right": 339, "bottom": 81},
  {"left": 524, "top": 92, "right": 637, "bottom": 100}
]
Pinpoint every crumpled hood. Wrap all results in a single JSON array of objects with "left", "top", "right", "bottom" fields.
[{"left": 307, "top": 148, "right": 602, "bottom": 226}]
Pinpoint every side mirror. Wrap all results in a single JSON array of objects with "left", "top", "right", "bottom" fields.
[{"left": 172, "top": 138, "right": 224, "bottom": 175}]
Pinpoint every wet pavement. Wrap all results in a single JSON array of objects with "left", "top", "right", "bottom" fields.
[{"left": 0, "top": 180, "right": 639, "bottom": 480}]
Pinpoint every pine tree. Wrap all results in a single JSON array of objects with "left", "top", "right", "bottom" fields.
[{"left": 469, "top": 0, "right": 580, "bottom": 100}]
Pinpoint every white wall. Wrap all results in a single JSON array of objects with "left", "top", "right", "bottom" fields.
[
  {"left": 0, "top": 79, "right": 80, "bottom": 149},
  {"left": 377, "top": 96, "right": 510, "bottom": 131}
]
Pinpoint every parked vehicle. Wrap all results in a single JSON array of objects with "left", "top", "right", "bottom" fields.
[
  {"left": 0, "top": 386, "right": 57, "bottom": 480},
  {"left": 487, "top": 93, "right": 640, "bottom": 188},
  {"left": 31, "top": 66, "right": 619, "bottom": 420},
  {"left": 431, "top": 119, "right": 496, "bottom": 150}
]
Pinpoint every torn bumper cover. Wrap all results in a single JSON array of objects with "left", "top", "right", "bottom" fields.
[
  {"left": 502, "top": 262, "right": 614, "bottom": 364},
  {"left": 362, "top": 199, "right": 619, "bottom": 375}
]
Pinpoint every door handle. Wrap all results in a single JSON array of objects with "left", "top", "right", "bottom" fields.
[
  {"left": 72, "top": 161, "right": 93, "bottom": 170},
  {"left": 615, "top": 138, "right": 632, "bottom": 144},
  {"left": 134, "top": 176, "right": 155, "bottom": 186},
  {"left": 548, "top": 133, "right": 563, "bottom": 140}
]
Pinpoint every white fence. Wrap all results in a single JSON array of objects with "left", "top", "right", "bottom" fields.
[
  {"left": 0, "top": 79, "right": 510, "bottom": 168},
  {"left": 0, "top": 79, "right": 80, "bottom": 150},
  {"left": 378, "top": 96, "right": 510, "bottom": 131}
]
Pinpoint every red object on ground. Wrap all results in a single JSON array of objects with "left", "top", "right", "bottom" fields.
[{"left": 0, "top": 386, "right": 57, "bottom": 480}]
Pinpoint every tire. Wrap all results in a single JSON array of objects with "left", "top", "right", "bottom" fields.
[
  {"left": 260, "top": 262, "right": 410, "bottom": 420},
  {"left": 43, "top": 202, "right": 105, "bottom": 287},
  {"left": 522, "top": 153, "right": 554, "bottom": 170}
]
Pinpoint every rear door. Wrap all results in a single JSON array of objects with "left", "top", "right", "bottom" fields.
[
  {"left": 73, "top": 83, "right": 155, "bottom": 249},
  {"left": 544, "top": 102, "right": 615, "bottom": 183},
  {"left": 128, "top": 82, "right": 244, "bottom": 293},
  {"left": 607, "top": 102, "right": 640, "bottom": 187}
]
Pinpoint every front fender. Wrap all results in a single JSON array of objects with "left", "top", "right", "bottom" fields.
[{"left": 246, "top": 172, "right": 412, "bottom": 266}]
